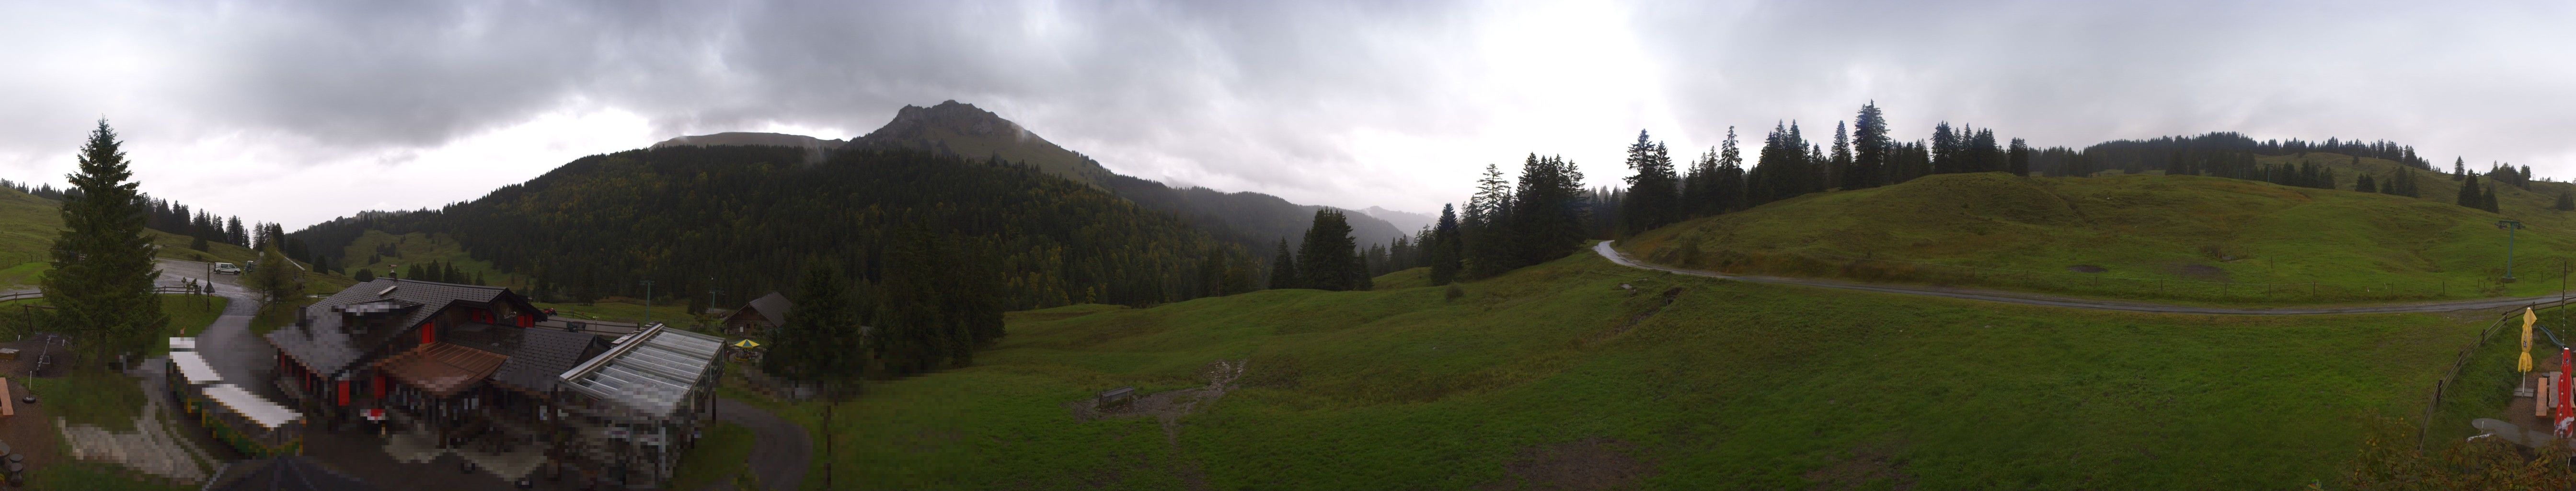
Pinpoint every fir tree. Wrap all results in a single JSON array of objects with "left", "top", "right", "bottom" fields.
[
  {"left": 2007, "top": 138, "right": 2031, "bottom": 176},
  {"left": 1714, "top": 128, "right": 1746, "bottom": 211},
  {"left": 1829, "top": 122, "right": 1853, "bottom": 187},
  {"left": 1849, "top": 103, "right": 1888, "bottom": 189},
  {"left": 1427, "top": 204, "right": 1462, "bottom": 285},
  {"left": 2356, "top": 174, "right": 2377, "bottom": 193},
  {"left": 1268, "top": 238, "right": 1297, "bottom": 289},
  {"left": 2557, "top": 189, "right": 2574, "bottom": 211},
  {"left": 2459, "top": 174, "right": 2484, "bottom": 209},
  {"left": 42, "top": 119, "right": 167, "bottom": 365},
  {"left": 1463, "top": 164, "right": 1516, "bottom": 279},
  {"left": 1620, "top": 130, "right": 1680, "bottom": 235},
  {"left": 1295, "top": 210, "right": 1364, "bottom": 291},
  {"left": 354, "top": 269, "right": 375, "bottom": 282},
  {"left": 2484, "top": 185, "right": 2502, "bottom": 213},
  {"left": 766, "top": 264, "right": 856, "bottom": 383}
]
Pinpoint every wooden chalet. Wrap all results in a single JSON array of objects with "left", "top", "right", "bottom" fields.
[
  {"left": 268, "top": 278, "right": 733, "bottom": 486},
  {"left": 721, "top": 292, "right": 791, "bottom": 336},
  {"left": 264, "top": 278, "right": 563, "bottom": 443}
]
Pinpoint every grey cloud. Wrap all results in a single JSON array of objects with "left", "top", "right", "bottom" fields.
[{"left": 3, "top": 0, "right": 2574, "bottom": 224}]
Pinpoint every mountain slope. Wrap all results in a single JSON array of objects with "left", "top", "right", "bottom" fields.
[
  {"left": 842, "top": 101, "right": 1406, "bottom": 247},
  {"left": 291, "top": 145, "right": 1257, "bottom": 309},
  {"left": 1623, "top": 164, "right": 2576, "bottom": 303},
  {"left": 0, "top": 185, "right": 278, "bottom": 288},
  {"left": 1361, "top": 206, "right": 1436, "bottom": 232}
]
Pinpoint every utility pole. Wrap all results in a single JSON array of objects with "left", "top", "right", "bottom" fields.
[
  {"left": 641, "top": 279, "right": 656, "bottom": 326},
  {"left": 708, "top": 276, "right": 720, "bottom": 323},
  {"left": 2500, "top": 220, "right": 2526, "bottom": 282}
]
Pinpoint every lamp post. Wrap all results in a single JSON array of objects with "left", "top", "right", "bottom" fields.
[
  {"left": 2500, "top": 220, "right": 2526, "bottom": 282},
  {"left": 641, "top": 279, "right": 655, "bottom": 327}
]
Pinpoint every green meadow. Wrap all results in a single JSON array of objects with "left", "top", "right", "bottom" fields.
[
  {"left": 1626, "top": 156, "right": 2576, "bottom": 304},
  {"left": 721, "top": 250, "right": 2482, "bottom": 490}
]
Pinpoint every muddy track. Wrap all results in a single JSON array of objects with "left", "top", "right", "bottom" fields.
[{"left": 1596, "top": 241, "right": 2570, "bottom": 316}]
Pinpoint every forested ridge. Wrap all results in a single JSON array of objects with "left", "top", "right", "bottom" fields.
[{"left": 291, "top": 145, "right": 1257, "bottom": 310}]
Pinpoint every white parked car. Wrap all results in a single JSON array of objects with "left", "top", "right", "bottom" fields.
[{"left": 213, "top": 262, "right": 241, "bottom": 275}]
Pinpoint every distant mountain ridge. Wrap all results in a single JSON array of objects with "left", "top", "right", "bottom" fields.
[
  {"left": 833, "top": 100, "right": 1405, "bottom": 247},
  {"left": 1361, "top": 206, "right": 1436, "bottom": 233},
  {"left": 843, "top": 101, "right": 1119, "bottom": 187}
]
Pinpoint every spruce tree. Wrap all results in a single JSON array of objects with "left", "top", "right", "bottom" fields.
[
  {"left": 2356, "top": 174, "right": 2376, "bottom": 193},
  {"left": 354, "top": 269, "right": 375, "bottom": 282},
  {"left": 1829, "top": 122, "right": 1853, "bottom": 187},
  {"left": 2557, "top": 189, "right": 2574, "bottom": 211},
  {"left": 766, "top": 264, "right": 853, "bottom": 382},
  {"left": 2454, "top": 157, "right": 2466, "bottom": 181},
  {"left": 1294, "top": 210, "right": 1363, "bottom": 291},
  {"left": 1268, "top": 238, "right": 1297, "bottom": 289},
  {"left": 1620, "top": 130, "right": 1679, "bottom": 235},
  {"left": 2007, "top": 138, "right": 2031, "bottom": 176},
  {"left": 42, "top": 119, "right": 167, "bottom": 366},
  {"left": 1714, "top": 128, "right": 1746, "bottom": 211},
  {"left": 1427, "top": 204, "right": 1463, "bottom": 285},
  {"left": 1463, "top": 164, "right": 1516, "bottom": 279},
  {"left": 2459, "top": 174, "right": 2483, "bottom": 208},
  {"left": 1850, "top": 103, "right": 1888, "bottom": 189},
  {"left": 2484, "top": 185, "right": 2502, "bottom": 213}
]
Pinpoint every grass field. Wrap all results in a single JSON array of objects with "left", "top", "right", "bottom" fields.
[
  {"left": 671, "top": 421, "right": 758, "bottom": 490},
  {"left": 534, "top": 299, "right": 709, "bottom": 328},
  {"left": 0, "top": 184, "right": 299, "bottom": 291},
  {"left": 155, "top": 294, "right": 227, "bottom": 353},
  {"left": 1626, "top": 161, "right": 2576, "bottom": 304},
  {"left": 336, "top": 230, "right": 523, "bottom": 288},
  {"left": 724, "top": 248, "right": 2480, "bottom": 490},
  {"left": 28, "top": 370, "right": 147, "bottom": 432}
]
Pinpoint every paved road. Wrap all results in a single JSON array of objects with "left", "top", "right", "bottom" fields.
[
  {"left": 1594, "top": 241, "right": 2573, "bottom": 315},
  {"left": 715, "top": 397, "right": 811, "bottom": 491},
  {"left": 154, "top": 258, "right": 281, "bottom": 398}
]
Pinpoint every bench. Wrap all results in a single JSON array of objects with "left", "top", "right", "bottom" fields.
[{"left": 1097, "top": 386, "right": 1136, "bottom": 409}]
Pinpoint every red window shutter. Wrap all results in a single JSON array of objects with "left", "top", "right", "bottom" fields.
[
  {"left": 337, "top": 380, "right": 350, "bottom": 406},
  {"left": 373, "top": 373, "right": 386, "bottom": 398},
  {"left": 421, "top": 323, "right": 436, "bottom": 344}
]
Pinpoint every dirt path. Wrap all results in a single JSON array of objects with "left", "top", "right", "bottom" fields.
[{"left": 1595, "top": 241, "right": 2572, "bottom": 316}]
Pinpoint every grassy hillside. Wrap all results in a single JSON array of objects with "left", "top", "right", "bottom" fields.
[
  {"left": 726, "top": 249, "right": 2475, "bottom": 490},
  {"left": 335, "top": 230, "right": 519, "bottom": 287},
  {"left": 1626, "top": 164, "right": 2576, "bottom": 304},
  {"left": 0, "top": 185, "right": 271, "bottom": 289}
]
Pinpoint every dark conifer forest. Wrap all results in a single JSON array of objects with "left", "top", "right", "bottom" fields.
[{"left": 291, "top": 145, "right": 1257, "bottom": 310}]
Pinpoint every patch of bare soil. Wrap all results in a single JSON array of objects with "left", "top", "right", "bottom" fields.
[
  {"left": 2065, "top": 265, "right": 2107, "bottom": 273},
  {"left": 1475, "top": 437, "right": 1656, "bottom": 491},
  {"left": 1066, "top": 359, "right": 1247, "bottom": 491},
  {"left": 0, "top": 339, "right": 65, "bottom": 483},
  {"left": 2165, "top": 263, "right": 2228, "bottom": 282},
  {"left": 1801, "top": 443, "right": 1915, "bottom": 491},
  {"left": 1590, "top": 288, "right": 1683, "bottom": 344}
]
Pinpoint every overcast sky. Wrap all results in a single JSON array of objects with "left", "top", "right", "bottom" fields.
[{"left": 2, "top": 0, "right": 2570, "bottom": 229}]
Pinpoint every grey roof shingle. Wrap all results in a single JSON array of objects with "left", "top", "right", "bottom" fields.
[
  {"left": 269, "top": 278, "right": 543, "bottom": 376},
  {"left": 492, "top": 327, "right": 608, "bottom": 394},
  {"left": 746, "top": 292, "right": 792, "bottom": 326}
]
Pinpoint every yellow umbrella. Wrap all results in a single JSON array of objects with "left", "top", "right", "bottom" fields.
[
  {"left": 733, "top": 339, "right": 762, "bottom": 350},
  {"left": 2522, "top": 307, "right": 2537, "bottom": 373}
]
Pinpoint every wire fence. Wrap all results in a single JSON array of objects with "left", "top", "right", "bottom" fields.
[{"left": 1654, "top": 246, "right": 2569, "bottom": 304}]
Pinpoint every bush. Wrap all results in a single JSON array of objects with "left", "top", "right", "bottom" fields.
[{"left": 1444, "top": 284, "right": 1465, "bottom": 302}]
